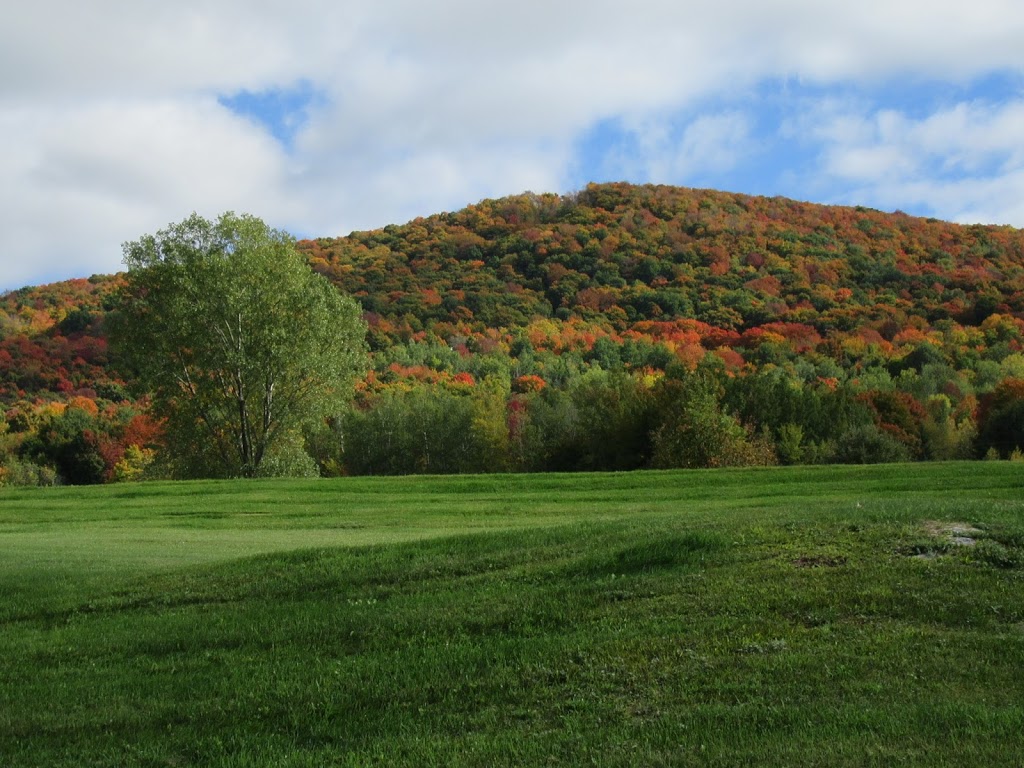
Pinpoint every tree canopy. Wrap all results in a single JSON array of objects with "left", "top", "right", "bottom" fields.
[{"left": 110, "top": 212, "right": 366, "bottom": 478}]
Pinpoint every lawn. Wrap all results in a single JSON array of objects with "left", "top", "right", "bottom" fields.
[{"left": 1, "top": 463, "right": 1022, "bottom": 766}]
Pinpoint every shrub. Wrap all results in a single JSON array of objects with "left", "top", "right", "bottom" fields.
[
  {"left": 832, "top": 424, "right": 912, "bottom": 464},
  {"left": 1, "top": 459, "right": 60, "bottom": 487}
]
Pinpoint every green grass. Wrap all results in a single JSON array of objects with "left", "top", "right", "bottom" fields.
[{"left": 1, "top": 463, "right": 1023, "bottom": 766}]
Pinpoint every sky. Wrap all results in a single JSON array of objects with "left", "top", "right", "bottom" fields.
[{"left": 3, "top": 1, "right": 1024, "bottom": 292}]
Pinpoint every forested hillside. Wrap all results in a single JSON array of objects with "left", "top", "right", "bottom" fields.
[{"left": 4, "top": 183, "right": 1024, "bottom": 483}]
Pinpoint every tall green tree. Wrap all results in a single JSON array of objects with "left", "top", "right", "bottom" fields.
[{"left": 111, "top": 212, "right": 366, "bottom": 478}]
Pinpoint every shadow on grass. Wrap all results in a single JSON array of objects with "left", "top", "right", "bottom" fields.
[{"left": 574, "top": 531, "right": 727, "bottom": 577}]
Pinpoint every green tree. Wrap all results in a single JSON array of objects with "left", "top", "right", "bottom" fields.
[
  {"left": 341, "top": 385, "right": 486, "bottom": 475},
  {"left": 651, "top": 373, "right": 776, "bottom": 469},
  {"left": 510, "top": 387, "right": 582, "bottom": 472},
  {"left": 111, "top": 212, "right": 366, "bottom": 478},
  {"left": 915, "top": 394, "right": 972, "bottom": 460},
  {"left": 568, "top": 370, "right": 655, "bottom": 471},
  {"left": 775, "top": 423, "right": 805, "bottom": 465},
  {"left": 976, "top": 379, "right": 1024, "bottom": 459},
  {"left": 831, "top": 424, "right": 911, "bottom": 464}
]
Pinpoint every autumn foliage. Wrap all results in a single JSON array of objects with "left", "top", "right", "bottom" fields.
[{"left": 4, "top": 183, "right": 1024, "bottom": 481}]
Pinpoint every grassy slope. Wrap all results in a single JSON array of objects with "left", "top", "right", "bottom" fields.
[{"left": 1, "top": 464, "right": 1022, "bottom": 766}]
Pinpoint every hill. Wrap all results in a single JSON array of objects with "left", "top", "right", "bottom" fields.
[
  {"left": 3, "top": 183, "right": 1024, "bottom": 482},
  {"left": 304, "top": 183, "right": 1024, "bottom": 340}
]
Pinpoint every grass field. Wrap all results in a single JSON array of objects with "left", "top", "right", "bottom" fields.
[{"left": 1, "top": 463, "right": 1023, "bottom": 766}]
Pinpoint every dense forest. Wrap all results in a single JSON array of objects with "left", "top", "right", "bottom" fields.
[{"left": 3, "top": 182, "right": 1024, "bottom": 484}]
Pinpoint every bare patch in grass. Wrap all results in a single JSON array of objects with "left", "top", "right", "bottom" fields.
[
  {"left": 923, "top": 521, "right": 982, "bottom": 546},
  {"left": 907, "top": 521, "right": 1023, "bottom": 568},
  {"left": 901, "top": 521, "right": 982, "bottom": 560},
  {"left": 792, "top": 555, "right": 847, "bottom": 568}
]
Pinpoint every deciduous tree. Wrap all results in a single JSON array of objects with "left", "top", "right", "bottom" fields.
[{"left": 111, "top": 213, "right": 366, "bottom": 478}]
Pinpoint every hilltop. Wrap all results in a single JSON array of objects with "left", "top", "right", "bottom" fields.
[{"left": 304, "top": 183, "right": 1024, "bottom": 341}]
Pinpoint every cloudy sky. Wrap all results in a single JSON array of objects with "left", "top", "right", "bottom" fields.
[{"left": 3, "top": 1, "right": 1024, "bottom": 291}]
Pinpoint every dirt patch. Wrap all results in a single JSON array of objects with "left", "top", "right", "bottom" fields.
[
  {"left": 911, "top": 522, "right": 1023, "bottom": 569},
  {"left": 923, "top": 521, "right": 982, "bottom": 547},
  {"left": 793, "top": 555, "right": 847, "bottom": 568}
]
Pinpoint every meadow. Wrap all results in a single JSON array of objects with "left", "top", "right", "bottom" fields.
[{"left": 1, "top": 463, "right": 1022, "bottom": 766}]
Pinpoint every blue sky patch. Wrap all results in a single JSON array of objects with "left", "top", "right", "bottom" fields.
[
  {"left": 218, "top": 81, "right": 325, "bottom": 150},
  {"left": 568, "top": 73, "right": 1024, "bottom": 219}
]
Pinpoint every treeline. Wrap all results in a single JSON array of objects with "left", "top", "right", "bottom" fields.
[
  {"left": 3, "top": 340, "right": 1019, "bottom": 485},
  {"left": 308, "top": 340, "right": 1017, "bottom": 477}
]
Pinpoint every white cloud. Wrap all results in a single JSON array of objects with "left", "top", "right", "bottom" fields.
[
  {"left": 595, "top": 112, "right": 754, "bottom": 184},
  {"left": 798, "top": 98, "right": 1024, "bottom": 224},
  {"left": 0, "top": 98, "right": 295, "bottom": 287},
  {"left": 3, "top": 1, "right": 1024, "bottom": 289}
]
